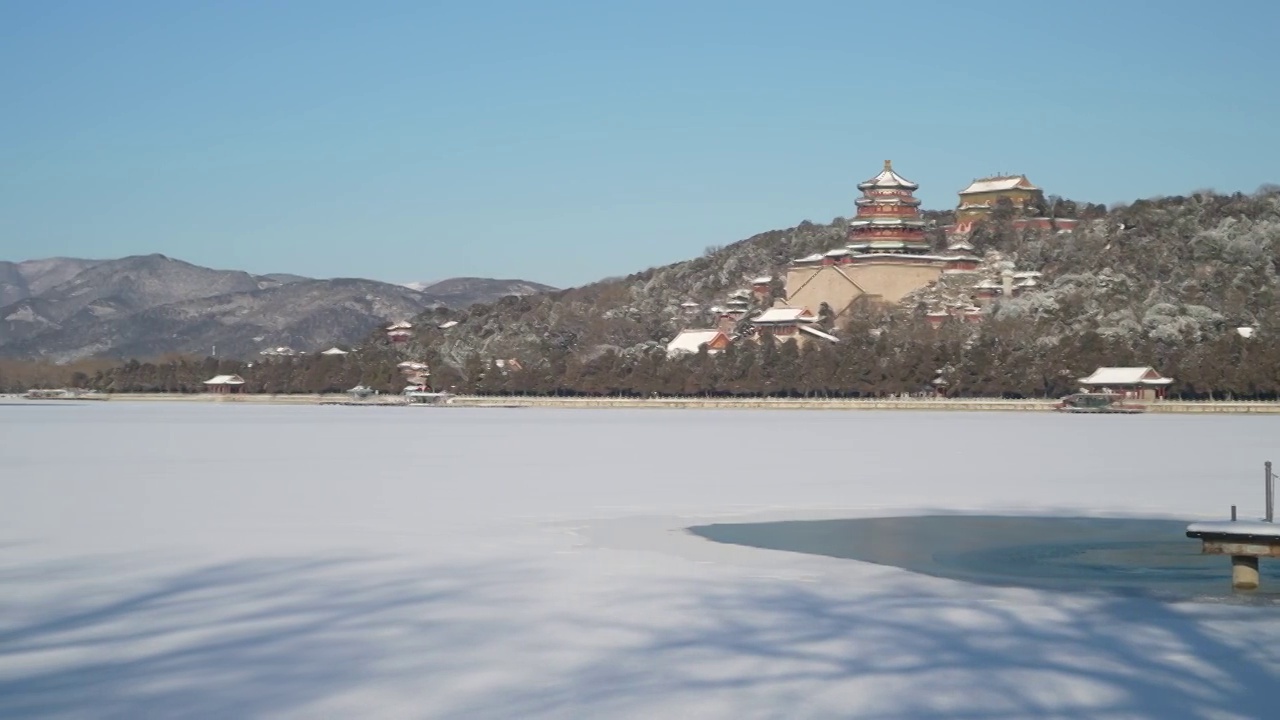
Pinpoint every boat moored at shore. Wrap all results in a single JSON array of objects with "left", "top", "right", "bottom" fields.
[{"left": 1054, "top": 393, "right": 1146, "bottom": 414}]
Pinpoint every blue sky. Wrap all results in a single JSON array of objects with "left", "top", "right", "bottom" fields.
[{"left": 2, "top": 1, "right": 1278, "bottom": 288}]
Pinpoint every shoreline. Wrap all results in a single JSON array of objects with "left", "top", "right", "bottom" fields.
[{"left": 8, "top": 393, "right": 1280, "bottom": 413}]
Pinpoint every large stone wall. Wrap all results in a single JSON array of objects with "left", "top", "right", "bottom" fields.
[
  {"left": 843, "top": 262, "right": 945, "bottom": 305},
  {"left": 783, "top": 260, "right": 948, "bottom": 320},
  {"left": 785, "top": 266, "right": 865, "bottom": 317}
]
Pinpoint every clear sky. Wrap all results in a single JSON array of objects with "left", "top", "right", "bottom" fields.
[{"left": 3, "top": 1, "right": 1279, "bottom": 288}]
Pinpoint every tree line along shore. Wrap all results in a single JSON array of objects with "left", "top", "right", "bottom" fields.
[{"left": 0, "top": 312, "right": 1275, "bottom": 402}]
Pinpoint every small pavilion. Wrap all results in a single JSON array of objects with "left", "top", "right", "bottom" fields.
[
  {"left": 204, "top": 374, "right": 246, "bottom": 394},
  {"left": 1078, "top": 367, "right": 1173, "bottom": 400}
]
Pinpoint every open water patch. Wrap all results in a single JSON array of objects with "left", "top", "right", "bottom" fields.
[{"left": 689, "top": 516, "right": 1280, "bottom": 604}]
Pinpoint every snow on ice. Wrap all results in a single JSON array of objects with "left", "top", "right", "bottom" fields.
[{"left": 2, "top": 403, "right": 1280, "bottom": 718}]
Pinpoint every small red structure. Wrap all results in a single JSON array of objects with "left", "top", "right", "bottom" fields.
[
  {"left": 666, "top": 330, "right": 732, "bottom": 357},
  {"left": 1078, "top": 367, "right": 1173, "bottom": 401},
  {"left": 944, "top": 257, "right": 980, "bottom": 272},
  {"left": 204, "top": 374, "right": 246, "bottom": 394},
  {"left": 716, "top": 314, "right": 738, "bottom": 335},
  {"left": 750, "top": 276, "right": 772, "bottom": 301},
  {"left": 751, "top": 306, "right": 817, "bottom": 339}
]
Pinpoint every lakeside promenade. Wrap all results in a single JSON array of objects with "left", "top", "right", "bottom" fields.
[{"left": 9, "top": 393, "right": 1280, "bottom": 413}]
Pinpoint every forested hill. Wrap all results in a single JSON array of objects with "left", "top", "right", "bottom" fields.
[
  {"left": 384, "top": 189, "right": 1280, "bottom": 398},
  {"left": 41, "top": 188, "right": 1280, "bottom": 399},
  {"left": 411, "top": 217, "right": 855, "bottom": 367}
]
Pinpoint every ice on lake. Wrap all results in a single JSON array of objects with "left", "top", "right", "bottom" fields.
[
  {"left": 3, "top": 402, "right": 1280, "bottom": 718},
  {"left": 692, "top": 515, "right": 1280, "bottom": 603}
]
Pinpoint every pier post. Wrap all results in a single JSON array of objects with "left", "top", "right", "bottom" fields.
[
  {"left": 1267, "top": 461, "right": 1274, "bottom": 522},
  {"left": 1232, "top": 555, "right": 1261, "bottom": 590}
]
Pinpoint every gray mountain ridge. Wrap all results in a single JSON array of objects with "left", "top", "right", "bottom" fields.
[
  {"left": 404, "top": 277, "right": 557, "bottom": 308},
  {"left": 0, "top": 255, "right": 554, "bottom": 362}
]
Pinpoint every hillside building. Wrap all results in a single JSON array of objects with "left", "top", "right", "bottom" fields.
[
  {"left": 956, "top": 175, "right": 1040, "bottom": 226},
  {"left": 751, "top": 307, "right": 817, "bottom": 341},
  {"left": 670, "top": 162, "right": 1053, "bottom": 348},
  {"left": 946, "top": 174, "right": 1080, "bottom": 237},
  {"left": 782, "top": 161, "right": 982, "bottom": 324},
  {"left": 666, "top": 329, "right": 731, "bottom": 358},
  {"left": 750, "top": 276, "right": 773, "bottom": 303},
  {"left": 747, "top": 307, "right": 839, "bottom": 347}
]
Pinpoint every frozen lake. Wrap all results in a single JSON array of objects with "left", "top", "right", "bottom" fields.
[
  {"left": 692, "top": 516, "right": 1280, "bottom": 603},
  {"left": 3, "top": 403, "right": 1280, "bottom": 718}
]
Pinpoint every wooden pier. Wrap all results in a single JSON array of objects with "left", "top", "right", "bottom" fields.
[{"left": 1186, "top": 461, "right": 1279, "bottom": 590}]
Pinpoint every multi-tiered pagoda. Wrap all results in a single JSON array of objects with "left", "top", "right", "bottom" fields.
[
  {"left": 847, "top": 160, "right": 930, "bottom": 254},
  {"left": 780, "top": 160, "right": 982, "bottom": 322}
]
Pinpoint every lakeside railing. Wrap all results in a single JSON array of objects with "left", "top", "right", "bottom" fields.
[
  {"left": 441, "top": 395, "right": 1280, "bottom": 412},
  {"left": 19, "top": 392, "right": 1280, "bottom": 412}
]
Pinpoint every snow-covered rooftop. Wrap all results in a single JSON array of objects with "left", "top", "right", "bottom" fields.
[
  {"left": 320, "top": 347, "right": 348, "bottom": 355},
  {"left": 753, "top": 307, "right": 815, "bottom": 324},
  {"left": 857, "top": 160, "right": 919, "bottom": 191},
  {"left": 386, "top": 321, "right": 413, "bottom": 331},
  {"left": 958, "top": 175, "right": 1040, "bottom": 195},
  {"left": 438, "top": 320, "right": 459, "bottom": 329},
  {"left": 750, "top": 276, "right": 772, "bottom": 284},
  {"left": 665, "top": 329, "right": 726, "bottom": 356},
  {"left": 1079, "top": 367, "right": 1173, "bottom": 386},
  {"left": 204, "top": 374, "right": 245, "bottom": 385},
  {"left": 799, "top": 325, "right": 838, "bottom": 343}
]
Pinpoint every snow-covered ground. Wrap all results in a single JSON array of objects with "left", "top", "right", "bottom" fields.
[{"left": 3, "top": 403, "right": 1280, "bottom": 718}]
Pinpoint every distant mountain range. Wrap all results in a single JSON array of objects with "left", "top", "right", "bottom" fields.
[
  {"left": 0, "top": 255, "right": 554, "bottom": 362},
  {"left": 401, "top": 277, "right": 556, "bottom": 307}
]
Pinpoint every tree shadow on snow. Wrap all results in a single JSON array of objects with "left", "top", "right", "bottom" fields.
[
  {"left": 0, "top": 554, "right": 533, "bottom": 719},
  {"left": 465, "top": 578, "right": 1280, "bottom": 720},
  {"left": 2, "top": 556, "right": 1279, "bottom": 719}
]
